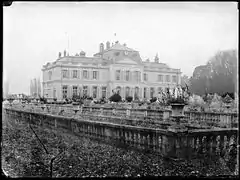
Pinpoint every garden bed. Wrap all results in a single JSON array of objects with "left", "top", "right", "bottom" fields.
[{"left": 2, "top": 114, "right": 235, "bottom": 177}]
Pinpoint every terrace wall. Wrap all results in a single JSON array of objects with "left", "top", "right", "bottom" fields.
[
  {"left": 4, "top": 107, "right": 238, "bottom": 161},
  {"left": 15, "top": 104, "right": 238, "bottom": 128}
]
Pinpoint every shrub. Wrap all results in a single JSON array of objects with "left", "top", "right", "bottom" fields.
[
  {"left": 150, "top": 97, "right": 157, "bottom": 103},
  {"left": 126, "top": 96, "right": 133, "bottom": 102},
  {"left": 109, "top": 94, "right": 122, "bottom": 102}
]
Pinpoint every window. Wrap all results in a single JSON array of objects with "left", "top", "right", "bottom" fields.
[
  {"left": 134, "top": 71, "right": 140, "bottom": 82},
  {"left": 116, "top": 70, "right": 120, "bottom": 80},
  {"left": 165, "top": 75, "right": 170, "bottom": 82},
  {"left": 73, "top": 70, "right": 78, "bottom": 78},
  {"left": 158, "top": 75, "right": 163, "bottom": 82},
  {"left": 150, "top": 87, "right": 155, "bottom": 98},
  {"left": 83, "top": 70, "right": 88, "bottom": 79},
  {"left": 62, "top": 85, "right": 68, "bottom": 99},
  {"left": 134, "top": 87, "right": 139, "bottom": 99},
  {"left": 102, "top": 87, "right": 107, "bottom": 98},
  {"left": 92, "top": 86, "right": 97, "bottom": 98},
  {"left": 73, "top": 86, "right": 78, "bottom": 96},
  {"left": 62, "top": 70, "right": 67, "bottom": 78},
  {"left": 125, "top": 87, "right": 130, "bottom": 97},
  {"left": 83, "top": 86, "right": 88, "bottom": 96},
  {"left": 126, "top": 71, "right": 130, "bottom": 81},
  {"left": 93, "top": 71, "right": 97, "bottom": 80},
  {"left": 144, "top": 87, "right": 147, "bottom": 98},
  {"left": 134, "top": 71, "right": 138, "bottom": 82},
  {"left": 144, "top": 73, "right": 148, "bottom": 81},
  {"left": 48, "top": 71, "right": 52, "bottom": 80},
  {"left": 172, "top": 75, "right": 177, "bottom": 83}
]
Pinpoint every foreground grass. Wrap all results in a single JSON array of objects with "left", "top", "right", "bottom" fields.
[{"left": 2, "top": 114, "right": 235, "bottom": 177}]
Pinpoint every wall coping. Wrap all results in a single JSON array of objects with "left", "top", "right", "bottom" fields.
[{"left": 6, "top": 108, "right": 238, "bottom": 137}]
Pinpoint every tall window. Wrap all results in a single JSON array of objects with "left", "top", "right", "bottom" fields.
[
  {"left": 134, "top": 87, "right": 139, "bottom": 99},
  {"left": 48, "top": 71, "right": 52, "bottom": 80},
  {"left": 150, "top": 87, "right": 155, "bottom": 98},
  {"left": 144, "top": 87, "right": 147, "bottom": 98},
  {"left": 62, "top": 70, "right": 67, "bottom": 78},
  {"left": 125, "top": 71, "right": 130, "bottom": 81},
  {"left": 92, "top": 86, "right": 97, "bottom": 98},
  {"left": 165, "top": 75, "right": 170, "bottom": 82},
  {"left": 93, "top": 71, "right": 97, "bottom": 80},
  {"left": 144, "top": 73, "right": 148, "bottom": 81},
  {"left": 172, "top": 75, "right": 177, "bottom": 83},
  {"left": 125, "top": 87, "right": 130, "bottom": 97},
  {"left": 62, "top": 85, "right": 68, "bottom": 99},
  {"left": 83, "top": 86, "right": 88, "bottom": 96},
  {"left": 116, "top": 70, "right": 120, "bottom": 80},
  {"left": 83, "top": 70, "right": 88, "bottom": 79},
  {"left": 133, "top": 71, "right": 138, "bottom": 82},
  {"left": 102, "top": 87, "right": 107, "bottom": 98},
  {"left": 73, "top": 70, "right": 78, "bottom": 78},
  {"left": 73, "top": 86, "right": 78, "bottom": 96},
  {"left": 158, "top": 75, "right": 163, "bottom": 82}
]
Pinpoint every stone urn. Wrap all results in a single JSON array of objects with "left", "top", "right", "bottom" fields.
[{"left": 168, "top": 103, "right": 188, "bottom": 132}]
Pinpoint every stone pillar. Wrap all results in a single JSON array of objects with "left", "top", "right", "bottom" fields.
[
  {"left": 147, "top": 87, "right": 150, "bottom": 99},
  {"left": 98, "top": 86, "right": 101, "bottom": 99},
  {"left": 139, "top": 87, "right": 142, "bottom": 100},
  {"left": 88, "top": 85, "right": 92, "bottom": 97},
  {"left": 131, "top": 87, "right": 134, "bottom": 99},
  {"left": 122, "top": 86, "right": 125, "bottom": 99},
  {"left": 211, "top": 136, "right": 217, "bottom": 156}
]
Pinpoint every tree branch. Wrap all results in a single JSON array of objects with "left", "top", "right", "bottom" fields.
[{"left": 29, "top": 123, "right": 49, "bottom": 154}]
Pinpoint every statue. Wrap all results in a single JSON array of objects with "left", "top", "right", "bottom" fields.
[{"left": 58, "top": 52, "right": 61, "bottom": 58}]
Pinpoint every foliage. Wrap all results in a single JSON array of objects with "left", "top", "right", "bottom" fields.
[
  {"left": 150, "top": 97, "right": 157, "bottom": 103},
  {"left": 188, "top": 94, "right": 206, "bottom": 107},
  {"left": 109, "top": 94, "right": 122, "bottom": 102},
  {"left": 190, "top": 50, "right": 237, "bottom": 96},
  {"left": 2, "top": 113, "right": 236, "bottom": 177},
  {"left": 126, "top": 96, "right": 133, "bottom": 103}
]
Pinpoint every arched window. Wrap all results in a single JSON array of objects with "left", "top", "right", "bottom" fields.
[
  {"left": 125, "top": 87, "right": 130, "bottom": 97},
  {"left": 150, "top": 87, "right": 155, "bottom": 98},
  {"left": 134, "top": 87, "right": 139, "bottom": 99}
]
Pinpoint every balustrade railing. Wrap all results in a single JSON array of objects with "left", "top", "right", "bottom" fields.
[
  {"left": 5, "top": 103, "right": 238, "bottom": 128},
  {"left": 4, "top": 108, "right": 238, "bottom": 161}
]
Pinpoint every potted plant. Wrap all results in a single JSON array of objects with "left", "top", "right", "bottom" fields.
[{"left": 164, "top": 85, "right": 190, "bottom": 132}]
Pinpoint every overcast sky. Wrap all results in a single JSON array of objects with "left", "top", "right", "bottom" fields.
[{"left": 3, "top": 2, "right": 238, "bottom": 95}]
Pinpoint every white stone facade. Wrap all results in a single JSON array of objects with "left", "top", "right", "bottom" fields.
[{"left": 42, "top": 42, "right": 181, "bottom": 100}]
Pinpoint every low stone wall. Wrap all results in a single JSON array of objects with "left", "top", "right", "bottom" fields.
[
  {"left": 8, "top": 103, "right": 238, "bottom": 128},
  {"left": 4, "top": 107, "right": 238, "bottom": 161}
]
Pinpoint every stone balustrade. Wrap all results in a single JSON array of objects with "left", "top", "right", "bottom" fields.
[
  {"left": 4, "top": 108, "right": 238, "bottom": 161},
  {"left": 6, "top": 103, "right": 238, "bottom": 128}
]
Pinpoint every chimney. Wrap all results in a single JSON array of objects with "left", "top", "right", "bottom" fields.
[
  {"left": 154, "top": 53, "right": 159, "bottom": 63},
  {"left": 106, "top": 41, "right": 110, "bottom": 49},
  {"left": 99, "top": 43, "right": 104, "bottom": 53},
  {"left": 63, "top": 50, "right": 66, "bottom": 57}
]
